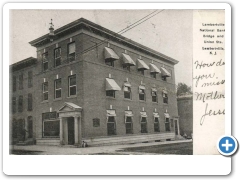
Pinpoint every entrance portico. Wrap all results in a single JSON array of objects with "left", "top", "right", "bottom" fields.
[{"left": 58, "top": 102, "right": 82, "bottom": 146}]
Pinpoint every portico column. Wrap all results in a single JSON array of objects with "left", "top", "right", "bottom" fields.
[
  {"left": 59, "top": 117, "right": 63, "bottom": 145},
  {"left": 177, "top": 119, "right": 180, "bottom": 136},
  {"left": 78, "top": 116, "right": 82, "bottom": 146},
  {"left": 74, "top": 116, "right": 79, "bottom": 145}
]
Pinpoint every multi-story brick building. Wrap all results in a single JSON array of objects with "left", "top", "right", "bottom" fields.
[{"left": 10, "top": 18, "right": 179, "bottom": 146}]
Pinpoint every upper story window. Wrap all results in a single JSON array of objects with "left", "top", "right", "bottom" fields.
[
  {"left": 42, "top": 82, "right": 48, "bottom": 101},
  {"left": 163, "top": 91, "right": 168, "bottom": 104},
  {"left": 122, "top": 53, "right": 136, "bottom": 72},
  {"left": 105, "top": 77, "right": 121, "bottom": 98},
  {"left": 28, "top": 93, "right": 33, "bottom": 111},
  {"left": 28, "top": 71, "right": 33, "bottom": 88},
  {"left": 19, "top": 73, "right": 23, "bottom": 90},
  {"left": 55, "top": 79, "right": 62, "bottom": 99},
  {"left": 161, "top": 67, "right": 171, "bottom": 81},
  {"left": 68, "top": 42, "right": 76, "bottom": 62},
  {"left": 162, "top": 76, "right": 167, "bottom": 81},
  {"left": 152, "top": 91, "right": 158, "bottom": 103},
  {"left": 54, "top": 47, "right": 61, "bottom": 67},
  {"left": 104, "top": 47, "right": 119, "bottom": 67},
  {"left": 12, "top": 97, "right": 16, "bottom": 114},
  {"left": 150, "top": 73, "right": 156, "bottom": 78},
  {"left": 139, "top": 85, "right": 146, "bottom": 101},
  {"left": 124, "top": 86, "right": 131, "bottom": 99},
  {"left": 13, "top": 76, "right": 16, "bottom": 92},
  {"left": 18, "top": 95, "right": 23, "bottom": 112},
  {"left": 149, "top": 63, "right": 160, "bottom": 79},
  {"left": 42, "top": 52, "right": 48, "bottom": 71},
  {"left": 137, "top": 59, "right": 149, "bottom": 76},
  {"left": 69, "top": 75, "right": 76, "bottom": 96}
]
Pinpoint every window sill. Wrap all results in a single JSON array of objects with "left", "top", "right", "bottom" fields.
[
  {"left": 152, "top": 101, "right": 158, "bottom": 104},
  {"left": 163, "top": 103, "right": 169, "bottom": 105},
  {"left": 139, "top": 100, "right": 146, "bottom": 103},
  {"left": 106, "top": 96, "right": 116, "bottom": 99},
  {"left": 54, "top": 98, "right": 62, "bottom": 101},
  {"left": 67, "top": 95, "right": 77, "bottom": 99},
  {"left": 124, "top": 98, "right": 132, "bottom": 101},
  {"left": 41, "top": 100, "right": 49, "bottom": 104}
]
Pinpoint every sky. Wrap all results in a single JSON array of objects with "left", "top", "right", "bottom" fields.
[{"left": 9, "top": 9, "right": 193, "bottom": 87}]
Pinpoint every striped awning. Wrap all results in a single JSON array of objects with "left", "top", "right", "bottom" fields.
[
  {"left": 164, "top": 113, "right": 170, "bottom": 118},
  {"left": 140, "top": 111, "right": 148, "bottom": 118},
  {"left": 139, "top": 85, "right": 146, "bottom": 90},
  {"left": 125, "top": 110, "right": 134, "bottom": 117},
  {"left": 137, "top": 59, "right": 149, "bottom": 70},
  {"left": 104, "top": 47, "right": 119, "bottom": 61},
  {"left": 149, "top": 63, "right": 161, "bottom": 73},
  {"left": 122, "top": 53, "right": 136, "bottom": 66},
  {"left": 107, "top": 109, "right": 116, "bottom": 117},
  {"left": 153, "top": 112, "right": 160, "bottom": 118},
  {"left": 161, "top": 67, "right": 171, "bottom": 77},
  {"left": 106, "top": 78, "right": 121, "bottom": 91}
]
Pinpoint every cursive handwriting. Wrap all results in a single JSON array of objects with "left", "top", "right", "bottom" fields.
[
  {"left": 200, "top": 103, "right": 225, "bottom": 125},
  {"left": 194, "top": 59, "right": 225, "bottom": 69},
  {"left": 193, "top": 73, "right": 215, "bottom": 87},
  {"left": 195, "top": 91, "right": 225, "bottom": 103}
]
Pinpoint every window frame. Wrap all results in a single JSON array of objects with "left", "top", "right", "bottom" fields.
[
  {"left": 12, "top": 97, "right": 16, "bottom": 114},
  {"left": 68, "top": 75, "right": 77, "bottom": 96},
  {"left": 163, "top": 92, "right": 168, "bottom": 104},
  {"left": 54, "top": 47, "right": 62, "bottom": 67},
  {"left": 54, "top": 78, "right": 62, "bottom": 99},
  {"left": 123, "top": 64, "right": 131, "bottom": 71},
  {"left": 106, "top": 90, "right": 115, "bottom": 98},
  {"left": 42, "top": 52, "right": 49, "bottom": 71},
  {"left": 162, "top": 76, "right": 167, "bottom": 81},
  {"left": 138, "top": 69, "right": 145, "bottom": 75},
  {"left": 67, "top": 42, "right": 76, "bottom": 62},
  {"left": 93, "top": 118, "right": 100, "bottom": 127},
  {"left": 140, "top": 117, "right": 148, "bottom": 133},
  {"left": 165, "top": 118, "right": 170, "bottom": 131},
  {"left": 125, "top": 116, "right": 133, "bottom": 134},
  {"left": 27, "top": 93, "right": 33, "bottom": 111},
  {"left": 139, "top": 88, "right": 145, "bottom": 101},
  {"left": 18, "top": 95, "right": 23, "bottom": 112},
  {"left": 19, "top": 73, "right": 23, "bottom": 90},
  {"left": 13, "top": 76, "right": 17, "bottom": 92},
  {"left": 105, "top": 60, "right": 114, "bottom": 67},
  {"left": 124, "top": 86, "right": 131, "bottom": 99},
  {"left": 28, "top": 71, "right": 33, "bottom": 88},
  {"left": 42, "top": 82, "right": 48, "bottom": 101},
  {"left": 154, "top": 117, "right": 160, "bottom": 132},
  {"left": 152, "top": 91, "right": 158, "bottom": 103},
  {"left": 150, "top": 72, "right": 157, "bottom": 79},
  {"left": 107, "top": 116, "right": 116, "bottom": 136},
  {"left": 42, "top": 112, "right": 60, "bottom": 138}
]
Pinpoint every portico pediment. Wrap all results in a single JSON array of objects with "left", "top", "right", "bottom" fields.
[{"left": 58, "top": 102, "right": 82, "bottom": 113}]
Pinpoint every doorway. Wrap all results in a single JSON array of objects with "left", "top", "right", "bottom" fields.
[{"left": 67, "top": 117, "right": 75, "bottom": 145}]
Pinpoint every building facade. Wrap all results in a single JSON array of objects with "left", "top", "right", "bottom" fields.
[
  {"left": 10, "top": 18, "right": 179, "bottom": 146},
  {"left": 177, "top": 94, "right": 193, "bottom": 138}
]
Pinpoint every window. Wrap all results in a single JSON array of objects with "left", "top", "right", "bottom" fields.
[
  {"left": 27, "top": 116, "right": 33, "bottom": 138},
  {"left": 12, "top": 119, "right": 18, "bottom": 138},
  {"left": 43, "top": 82, "right": 48, "bottom": 101},
  {"left": 107, "top": 116, "right": 116, "bottom": 135},
  {"left": 28, "top": 71, "right": 33, "bottom": 88},
  {"left": 162, "top": 76, "right": 167, "bottom": 81},
  {"left": 69, "top": 75, "right": 76, "bottom": 96},
  {"left": 123, "top": 64, "right": 130, "bottom": 71},
  {"left": 28, "top": 93, "right": 33, "bottom": 111},
  {"left": 151, "top": 73, "right": 157, "bottom": 79},
  {"left": 138, "top": 69, "right": 144, "bottom": 75},
  {"left": 18, "top": 95, "right": 23, "bottom": 112},
  {"left": 154, "top": 118, "right": 160, "bottom": 132},
  {"left": 139, "top": 89, "right": 145, "bottom": 101},
  {"left": 42, "top": 52, "right": 48, "bottom": 71},
  {"left": 13, "top": 76, "right": 16, "bottom": 92},
  {"left": 124, "top": 86, "right": 131, "bottom": 99},
  {"left": 163, "top": 92, "right": 168, "bottom": 104},
  {"left": 165, "top": 118, "right": 170, "bottom": 131},
  {"left": 54, "top": 47, "right": 61, "bottom": 67},
  {"left": 106, "top": 90, "right": 115, "bottom": 98},
  {"left": 12, "top": 97, "right": 16, "bottom": 114},
  {"left": 126, "top": 117, "right": 133, "bottom": 134},
  {"left": 42, "top": 112, "right": 59, "bottom": 137},
  {"left": 19, "top": 74, "right": 23, "bottom": 90},
  {"left": 152, "top": 91, "right": 158, "bottom": 103},
  {"left": 141, "top": 117, "right": 148, "bottom": 133},
  {"left": 68, "top": 42, "right": 76, "bottom": 62},
  {"left": 55, "top": 79, "right": 62, "bottom": 99},
  {"left": 105, "top": 60, "right": 114, "bottom": 67},
  {"left": 93, "top": 118, "right": 100, "bottom": 127}
]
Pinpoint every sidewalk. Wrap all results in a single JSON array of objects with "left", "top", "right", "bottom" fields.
[{"left": 10, "top": 139, "right": 192, "bottom": 155}]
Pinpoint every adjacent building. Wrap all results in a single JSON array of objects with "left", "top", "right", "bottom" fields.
[{"left": 10, "top": 18, "right": 179, "bottom": 146}]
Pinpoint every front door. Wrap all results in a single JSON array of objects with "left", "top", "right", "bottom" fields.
[
  {"left": 174, "top": 120, "right": 178, "bottom": 135},
  {"left": 67, "top": 118, "right": 75, "bottom": 145}
]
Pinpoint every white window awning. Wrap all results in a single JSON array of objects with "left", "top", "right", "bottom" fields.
[
  {"left": 153, "top": 112, "right": 160, "bottom": 118},
  {"left": 139, "top": 85, "right": 146, "bottom": 90},
  {"left": 152, "top": 87, "right": 157, "bottom": 92},
  {"left": 161, "top": 67, "right": 171, "bottom": 77},
  {"left": 124, "top": 81, "right": 131, "bottom": 87},
  {"left": 163, "top": 89, "right": 168, "bottom": 94},
  {"left": 107, "top": 109, "right": 116, "bottom": 117},
  {"left": 149, "top": 63, "right": 161, "bottom": 73},
  {"left": 164, "top": 113, "right": 170, "bottom": 118},
  {"left": 122, "top": 53, "right": 136, "bottom": 66},
  {"left": 104, "top": 47, "right": 119, "bottom": 61},
  {"left": 140, "top": 111, "right": 148, "bottom": 118},
  {"left": 106, "top": 78, "right": 121, "bottom": 91},
  {"left": 137, "top": 59, "right": 150, "bottom": 70},
  {"left": 125, "top": 110, "right": 134, "bottom": 117}
]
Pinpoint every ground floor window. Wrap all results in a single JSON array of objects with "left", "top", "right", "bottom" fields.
[
  {"left": 12, "top": 119, "right": 18, "bottom": 138},
  {"left": 43, "top": 120, "right": 60, "bottom": 137},
  {"left": 165, "top": 118, "right": 170, "bottom": 131},
  {"left": 107, "top": 116, "right": 116, "bottom": 135},
  {"left": 154, "top": 118, "right": 160, "bottom": 132},
  {"left": 27, "top": 116, "right": 33, "bottom": 138},
  {"left": 141, "top": 117, "right": 148, "bottom": 133},
  {"left": 125, "top": 117, "right": 133, "bottom": 134}
]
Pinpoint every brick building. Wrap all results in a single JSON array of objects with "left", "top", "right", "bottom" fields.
[
  {"left": 10, "top": 18, "right": 179, "bottom": 146},
  {"left": 177, "top": 94, "right": 193, "bottom": 138}
]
